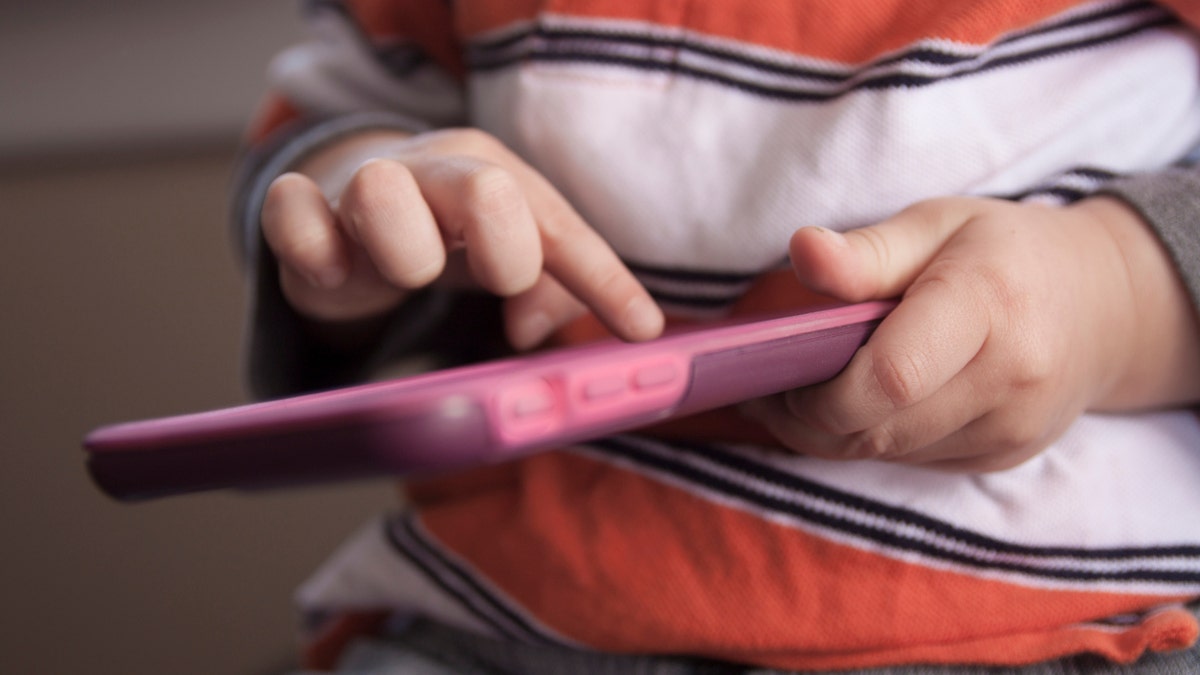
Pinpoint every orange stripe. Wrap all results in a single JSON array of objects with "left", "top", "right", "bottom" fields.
[
  {"left": 457, "top": 0, "right": 1087, "bottom": 63},
  {"left": 412, "top": 451, "right": 1196, "bottom": 669},
  {"left": 800, "top": 606, "right": 1200, "bottom": 670},
  {"left": 1160, "top": 0, "right": 1200, "bottom": 28}
]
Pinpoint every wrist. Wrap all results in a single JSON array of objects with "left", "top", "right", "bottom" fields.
[{"left": 1075, "top": 196, "right": 1200, "bottom": 410}]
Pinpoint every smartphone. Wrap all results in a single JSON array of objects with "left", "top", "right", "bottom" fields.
[{"left": 85, "top": 301, "right": 894, "bottom": 501}]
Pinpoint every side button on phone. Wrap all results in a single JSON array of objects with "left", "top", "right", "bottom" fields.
[
  {"left": 582, "top": 377, "right": 626, "bottom": 402},
  {"left": 632, "top": 362, "right": 679, "bottom": 390},
  {"left": 495, "top": 379, "right": 561, "bottom": 444}
]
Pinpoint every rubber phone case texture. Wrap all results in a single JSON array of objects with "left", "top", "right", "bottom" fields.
[{"left": 85, "top": 301, "right": 894, "bottom": 500}]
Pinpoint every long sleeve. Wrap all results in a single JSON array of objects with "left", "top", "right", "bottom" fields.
[{"left": 1100, "top": 164, "right": 1200, "bottom": 327}]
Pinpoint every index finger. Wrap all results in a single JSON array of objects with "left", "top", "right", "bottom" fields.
[{"left": 519, "top": 172, "right": 664, "bottom": 342}]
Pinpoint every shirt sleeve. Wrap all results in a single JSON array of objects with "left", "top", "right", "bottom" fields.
[
  {"left": 1099, "top": 163, "right": 1200, "bottom": 329},
  {"left": 230, "top": 0, "right": 486, "bottom": 399}
]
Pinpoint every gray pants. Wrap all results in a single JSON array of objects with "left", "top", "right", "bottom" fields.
[{"left": 302, "top": 605, "right": 1200, "bottom": 675}]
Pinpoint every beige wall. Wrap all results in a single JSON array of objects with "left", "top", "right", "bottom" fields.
[
  {"left": 1, "top": 4, "right": 398, "bottom": 674},
  {"left": 0, "top": 147, "right": 397, "bottom": 675}
]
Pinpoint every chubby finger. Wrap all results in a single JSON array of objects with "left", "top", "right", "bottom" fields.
[
  {"left": 401, "top": 129, "right": 660, "bottom": 341},
  {"left": 789, "top": 198, "right": 984, "bottom": 302},
  {"left": 504, "top": 274, "right": 588, "bottom": 351},
  {"left": 744, "top": 356, "right": 1000, "bottom": 461},
  {"left": 406, "top": 156, "right": 543, "bottom": 296},
  {"left": 337, "top": 158, "right": 446, "bottom": 289},
  {"left": 261, "top": 172, "right": 349, "bottom": 290},
  {"left": 784, "top": 260, "right": 992, "bottom": 435}
]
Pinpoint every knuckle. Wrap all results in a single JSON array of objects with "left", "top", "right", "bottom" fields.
[
  {"left": 580, "top": 260, "right": 627, "bottom": 297},
  {"left": 460, "top": 164, "right": 523, "bottom": 218},
  {"left": 847, "top": 427, "right": 903, "bottom": 460},
  {"left": 534, "top": 201, "right": 580, "bottom": 246},
  {"left": 350, "top": 159, "right": 412, "bottom": 199},
  {"left": 975, "top": 262, "right": 1033, "bottom": 320},
  {"left": 1009, "top": 338, "right": 1055, "bottom": 391},
  {"left": 870, "top": 347, "right": 928, "bottom": 412},
  {"left": 445, "top": 127, "right": 504, "bottom": 156},
  {"left": 341, "top": 159, "right": 417, "bottom": 222},
  {"left": 969, "top": 268, "right": 1053, "bottom": 390},
  {"left": 853, "top": 225, "right": 893, "bottom": 272}
]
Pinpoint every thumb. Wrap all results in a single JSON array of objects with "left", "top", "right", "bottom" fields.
[{"left": 789, "top": 197, "right": 978, "bottom": 302}]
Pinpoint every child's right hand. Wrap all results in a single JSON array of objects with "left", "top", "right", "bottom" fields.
[{"left": 259, "top": 128, "right": 664, "bottom": 350}]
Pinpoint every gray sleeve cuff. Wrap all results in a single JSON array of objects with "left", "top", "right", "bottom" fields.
[{"left": 1098, "top": 166, "right": 1200, "bottom": 322}]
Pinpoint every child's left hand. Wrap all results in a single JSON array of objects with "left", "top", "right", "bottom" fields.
[{"left": 742, "top": 196, "right": 1200, "bottom": 471}]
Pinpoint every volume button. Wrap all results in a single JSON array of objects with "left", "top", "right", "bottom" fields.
[
  {"left": 510, "top": 387, "right": 555, "bottom": 418},
  {"left": 632, "top": 362, "right": 680, "bottom": 390},
  {"left": 494, "top": 378, "right": 562, "bottom": 444},
  {"left": 581, "top": 376, "right": 626, "bottom": 401}
]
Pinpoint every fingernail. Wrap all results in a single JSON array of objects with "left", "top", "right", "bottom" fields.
[
  {"left": 624, "top": 295, "right": 664, "bottom": 341},
  {"left": 811, "top": 226, "right": 849, "bottom": 247}
]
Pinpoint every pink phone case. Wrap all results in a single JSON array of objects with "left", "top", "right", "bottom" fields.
[{"left": 85, "top": 301, "right": 894, "bottom": 500}]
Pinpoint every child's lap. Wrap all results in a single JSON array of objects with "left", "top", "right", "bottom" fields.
[
  {"left": 369, "top": 411, "right": 1200, "bottom": 668},
  {"left": 314, "top": 610, "right": 1200, "bottom": 675}
]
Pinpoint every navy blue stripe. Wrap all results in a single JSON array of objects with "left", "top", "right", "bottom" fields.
[
  {"left": 626, "top": 263, "right": 760, "bottom": 310},
  {"left": 999, "top": 167, "right": 1122, "bottom": 202},
  {"left": 991, "top": 0, "right": 1160, "bottom": 49},
  {"left": 644, "top": 436, "right": 1200, "bottom": 561},
  {"left": 466, "top": 12, "right": 1176, "bottom": 102},
  {"left": 586, "top": 437, "right": 1200, "bottom": 583},
  {"left": 1014, "top": 186, "right": 1091, "bottom": 203},
  {"left": 648, "top": 290, "right": 740, "bottom": 310},
  {"left": 470, "top": 1, "right": 1158, "bottom": 77},
  {"left": 383, "top": 516, "right": 563, "bottom": 646},
  {"left": 627, "top": 261, "right": 759, "bottom": 286}
]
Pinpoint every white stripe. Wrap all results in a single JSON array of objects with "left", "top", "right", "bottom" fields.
[
  {"left": 472, "top": 25, "right": 1200, "bottom": 271},
  {"left": 609, "top": 411, "right": 1200, "bottom": 553},
  {"left": 592, "top": 435, "right": 1200, "bottom": 576},
  {"left": 271, "top": 9, "right": 464, "bottom": 124},
  {"left": 294, "top": 516, "right": 494, "bottom": 635},
  {"left": 471, "top": 1, "right": 1171, "bottom": 98},
  {"left": 574, "top": 417, "right": 1200, "bottom": 596},
  {"left": 392, "top": 516, "right": 578, "bottom": 646}
]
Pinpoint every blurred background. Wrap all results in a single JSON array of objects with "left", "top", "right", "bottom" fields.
[{"left": 1, "top": 2, "right": 397, "bottom": 673}]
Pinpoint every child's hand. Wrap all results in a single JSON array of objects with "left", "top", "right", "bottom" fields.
[
  {"left": 744, "top": 196, "right": 1200, "bottom": 471},
  {"left": 260, "top": 128, "right": 663, "bottom": 350}
]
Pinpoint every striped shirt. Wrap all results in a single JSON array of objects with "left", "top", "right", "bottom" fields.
[{"left": 238, "top": 0, "right": 1200, "bottom": 670}]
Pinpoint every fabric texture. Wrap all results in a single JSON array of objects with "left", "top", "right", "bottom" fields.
[
  {"left": 233, "top": 0, "right": 1200, "bottom": 671},
  {"left": 1102, "top": 166, "right": 1200, "bottom": 323},
  {"left": 294, "top": 611, "right": 1200, "bottom": 675}
]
